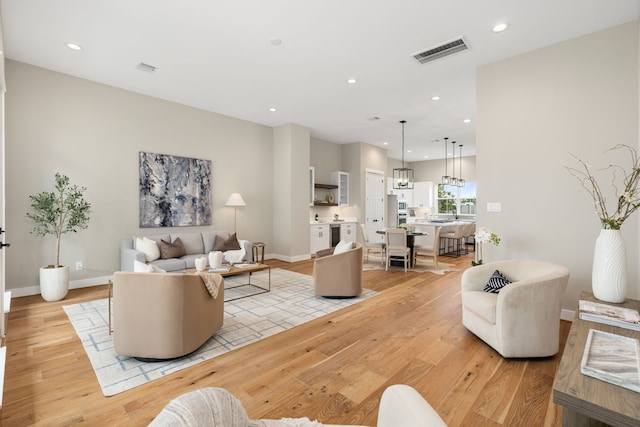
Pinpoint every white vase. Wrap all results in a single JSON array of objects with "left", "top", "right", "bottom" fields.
[
  {"left": 208, "top": 251, "right": 223, "bottom": 268},
  {"left": 40, "top": 265, "right": 69, "bottom": 302},
  {"left": 592, "top": 229, "right": 627, "bottom": 303},
  {"left": 195, "top": 256, "right": 207, "bottom": 271}
]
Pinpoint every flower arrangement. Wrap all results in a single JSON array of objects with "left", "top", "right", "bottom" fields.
[
  {"left": 472, "top": 227, "right": 500, "bottom": 266},
  {"left": 566, "top": 144, "right": 640, "bottom": 230}
]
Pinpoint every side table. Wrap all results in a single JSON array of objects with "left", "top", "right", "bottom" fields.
[{"left": 252, "top": 242, "right": 265, "bottom": 263}]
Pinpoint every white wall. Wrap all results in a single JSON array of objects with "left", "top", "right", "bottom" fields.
[
  {"left": 6, "top": 60, "right": 276, "bottom": 290},
  {"left": 476, "top": 21, "right": 639, "bottom": 309}
]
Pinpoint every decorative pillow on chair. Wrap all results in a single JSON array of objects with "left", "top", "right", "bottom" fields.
[
  {"left": 135, "top": 237, "right": 161, "bottom": 262},
  {"left": 212, "top": 233, "right": 242, "bottom": 251},
  {"left": 483, "top": 270, "right": 512, "bottom": 293},
  {"left": 333, "top": 240, "right": 353, "bottom": 255},
  {"left": 159, "top": 237, "right": 187, "bottom": 259},
  {"left": 133, "top": 260, "right": 166, "bottom": 273}
]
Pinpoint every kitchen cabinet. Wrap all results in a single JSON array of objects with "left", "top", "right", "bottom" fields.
[
  {"left": 310, "top": 224, "right": 330, "bottom": 255},
  {"left": 411, "top": 181, "right": 434, "bottom": 208},
  {"left": 331, "top": 171, "right": 349, "bottom": 206},
  {"left": 340, "top": 222, "right": 356, "bottom": 243}
]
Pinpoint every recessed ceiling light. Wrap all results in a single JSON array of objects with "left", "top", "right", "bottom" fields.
[
  {"left": 269, "top": 107, "right": 277, "bottom": 112},
  {"left": 407, "top": 150, "right": 412, "bottom": 153},
  {"left": 383, "top": 142, "right": 388, "bottom": 145},
  {"left": 464, "top": 118, "right": 471, "bottom": 123},
  {"left": 346, "top": 78, "right": 358, "bottom": 84},
  {"left": 65, "top": 42, "right": 83, "bottom": 51},
  {"left": 431, "top": 96, "right": 440, "bottom": 101},
  {"left": 492, "top": 22, "right": 510, "bottom": 33},
  {"left": 424, "top": 155, "right": 429, "bottom": 159},
  {"left": 270, "top": 38, "right": 282, "bottom": 46}
]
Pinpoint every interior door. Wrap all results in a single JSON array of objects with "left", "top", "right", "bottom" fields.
[
  {"left": 0, "top": 91, "right": 5, "bottom": 339},
  {"left": 365, "top": 170, "right": 385, "bottom": 244}
]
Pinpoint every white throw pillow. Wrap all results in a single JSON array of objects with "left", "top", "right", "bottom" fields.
[
  {"left": 135, "top": 237, "right": 161, "bottom": 262},
  {"left": 133, "top": 259, "right": 166, "bottom": 273},
  {"left": 333, "top": 240, "right": 353, "bottom": 255}
]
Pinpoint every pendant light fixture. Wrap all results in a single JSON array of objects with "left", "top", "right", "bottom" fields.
[
  {"left": 441, "top": 137, "right": 450, "bottom": 185},
  {"left": 457, "top": 144, "right": 465, "bottom": 187},
  {"left": 393, "top": 120, "right": 414, "bottom": 189},
  {"left": 450, "top": 140, "right": 459, "bottom": 187}
]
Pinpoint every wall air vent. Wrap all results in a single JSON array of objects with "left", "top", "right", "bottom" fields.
[
  {"left": 412, "top": 36, "right": 469, "bottom": 65},
  {"left": 136, "top": 62, "right": 158, "bottom": 73}
]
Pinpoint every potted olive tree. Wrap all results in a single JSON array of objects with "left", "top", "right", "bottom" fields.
[{"left": 26, "top": 173, "right": 91, "bottom": 301}]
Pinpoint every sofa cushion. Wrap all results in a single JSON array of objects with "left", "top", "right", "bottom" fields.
[
  {"left": 171, "top": 233, "right": 204, "bottom": 255},
  {"left": 159, "top": 238, "right": 187, "bottom": 259},
  {"left": 483, "top": 270, "right": 511, "bottom": 293},
  {"left": 149, "top": 258, "right": 187, "bottom": 272},
  {"left": 213, "top": 233, "right": 241, "bottom": 251},
  {"left": 135, "top": 237, "right": 161, "bottom": 262}
]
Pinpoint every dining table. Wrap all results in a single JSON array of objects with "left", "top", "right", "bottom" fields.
[{"left": 376, "top": 229, "right": 427, "bottom": 268}]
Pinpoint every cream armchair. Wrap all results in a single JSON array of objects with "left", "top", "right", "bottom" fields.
[
  {"left": 461, "top": 260, "right": 570, "bottom": 358},
  {"left": 112, "top": 271, "right": 224, "bottom": 360},
  {"left": 313, "top": 242, "right": 363, "bottom": 297}
]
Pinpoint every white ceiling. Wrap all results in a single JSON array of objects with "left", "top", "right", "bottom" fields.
[{"left": 1, "top": 0, "right": 637, "bottom": 162}]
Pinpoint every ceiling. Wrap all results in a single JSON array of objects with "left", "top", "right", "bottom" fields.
[{"left": 1, "top": 0, "right": 638, "bottom": 162}]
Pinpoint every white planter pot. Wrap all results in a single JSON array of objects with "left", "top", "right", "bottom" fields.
[
  {"left": 40, "top": 265, "right": 69, "bottom": 302},
  {"left": 195, "top": 256, "right": 207, "bottom": 271},
  {"left": 592, "top": 229, "right": 627, "bottom": 303}
]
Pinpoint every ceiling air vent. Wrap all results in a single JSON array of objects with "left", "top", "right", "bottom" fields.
[
  {"left": 412, "top": 36, "right": 469, "bottom": 65},
  {"left": 136, "top": 62, "right": 158, "bottom": 73}
]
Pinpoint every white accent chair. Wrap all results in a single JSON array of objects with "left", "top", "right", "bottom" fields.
[
  {"left": 461, "top": 259, "right": 570, "bottom": 358},
  {"left": 359, "top": 223, "right": 385, "bottom": 264},
  {"left": 385, "top": 228, "right": 410, "bottom": 272},
  {"left": 150, "top": 384, "right": 448, "bottom": 426}
]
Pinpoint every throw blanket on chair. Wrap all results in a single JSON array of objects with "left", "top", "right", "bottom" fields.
[{"left": 197, "top": 272, "right": 224, "bottom": 299}]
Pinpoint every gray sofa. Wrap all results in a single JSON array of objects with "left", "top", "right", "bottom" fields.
[{"left": 121, "top": 231, "right": 253, "bottom": 272}]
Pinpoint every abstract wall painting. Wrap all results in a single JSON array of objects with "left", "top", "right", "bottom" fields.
[{"left": 139, "top": 152, "right": 212, "bottom": 227}]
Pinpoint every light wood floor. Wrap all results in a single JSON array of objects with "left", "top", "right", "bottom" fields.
[{"left": 0, "top": 252, "right": 570, "bottom": 426}]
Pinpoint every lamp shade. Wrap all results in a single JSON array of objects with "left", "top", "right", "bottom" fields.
[{"left": 225, "top": 193, "right": 246, "bottom": 207}]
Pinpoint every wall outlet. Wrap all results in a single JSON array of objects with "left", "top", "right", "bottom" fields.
[{"left": 75, "top": 261, "right": 83, "bottom": 270}]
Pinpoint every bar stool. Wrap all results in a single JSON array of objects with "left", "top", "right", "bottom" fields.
[{"left": 252, "top": 242, "right": 265, "bottom": 263}]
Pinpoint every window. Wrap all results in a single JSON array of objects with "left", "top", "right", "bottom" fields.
[{"left": 437, "top": 182, "right": 476, "bottom": 216}]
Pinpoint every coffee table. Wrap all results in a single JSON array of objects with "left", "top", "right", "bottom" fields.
[
  {"left": 187, "top": 263, "right": 271, "bottom": 302},
  {"left": 553, "top": 292, "right": 640, "bottom": 426}
]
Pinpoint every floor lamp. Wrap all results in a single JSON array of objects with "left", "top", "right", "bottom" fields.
[{"left": 225, "top": 193, "right": 246, "bottom": 234}]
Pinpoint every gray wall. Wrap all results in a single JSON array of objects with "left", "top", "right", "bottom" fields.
[
  {"left": 6, "top": 60, "right": 277, "bottom": 290},
  {"left": 476, "top": 21, "right": 639, "bottom": 309}
]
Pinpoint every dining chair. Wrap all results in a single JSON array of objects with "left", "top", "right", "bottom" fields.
[
  {"left": 385, "top": 228, "right": 411, "bottom": 272},
  {"left": 359, "top": 223, "right": 386, "bottom": 264},
  {"left": 413, "top": 225, "right": 441, "bottom": 269},
  {"left": 440, "top": 223, "right": 465, "bottom": 257}
]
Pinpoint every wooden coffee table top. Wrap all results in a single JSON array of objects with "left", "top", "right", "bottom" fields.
[{"left": 186, "top": 263, "right": 269, "bottom": 277}]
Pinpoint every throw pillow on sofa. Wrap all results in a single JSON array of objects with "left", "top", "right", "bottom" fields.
[
  {"left": 135, "top": 237, "right": 161, "bottom": 262},
  {"left": 212, "top": 233, "right": 241, "bottom": 251},
  {"left": 159, "top": 237, "right": 187, "bottom": 259}
]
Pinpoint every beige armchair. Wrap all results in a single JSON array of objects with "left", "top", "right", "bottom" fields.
[
  {"left": 112, "top": 271, "right": 224, "bottom": 360},
  {"left": 313, "top": 242, "right": 363, "bottom": 297},
  {"left": 461, "top": 260, "right": 569, "bottom": 358}
]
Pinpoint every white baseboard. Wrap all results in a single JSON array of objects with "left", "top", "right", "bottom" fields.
[{"left": 9, "top": 275, "right": 113, "bottom": 298}]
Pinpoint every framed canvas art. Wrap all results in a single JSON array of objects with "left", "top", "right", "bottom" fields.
[{"left": 139, "top": 152, "right": 212, "bottom": 227}]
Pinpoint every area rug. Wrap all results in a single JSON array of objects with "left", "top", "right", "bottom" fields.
[
  {"left": 362, "top": 255, "right": 459, "bottom": 275},
  {"left": 63, "top": 268, "right": 377, "bottom": 397}
]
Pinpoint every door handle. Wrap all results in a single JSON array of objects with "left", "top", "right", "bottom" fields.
[{"left": 0, "top": 242, "right": 10, "bottom": 249}]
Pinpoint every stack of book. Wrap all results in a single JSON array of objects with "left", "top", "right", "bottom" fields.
[{"left": 579, "top": 300, "right": 640, "bottom": 331}]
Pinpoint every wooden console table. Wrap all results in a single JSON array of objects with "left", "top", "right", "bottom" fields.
[{"left": 553, "top": 292, "right": 640, "bottom": 426}]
